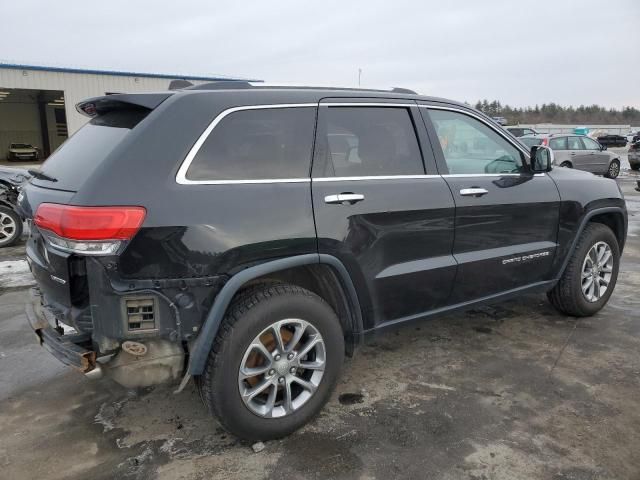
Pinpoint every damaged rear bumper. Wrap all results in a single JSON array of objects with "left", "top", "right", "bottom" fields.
[{"left": 25, "top": 287, "right": 97, "bottom": 373}]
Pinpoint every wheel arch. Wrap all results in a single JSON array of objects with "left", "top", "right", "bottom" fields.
[
  {"left": 188, "top": 254, "right": 363, "bottom": 376},
  {"left": 555, "top": 207, "right": 627, "bottom": 281}
]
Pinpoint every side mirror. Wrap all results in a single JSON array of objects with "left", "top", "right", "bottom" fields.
[
  {"left": 530, "top": 145, "right": 554, "bottom": 172},
  {"left": 600, "top": 144, "right": 607, "bottom": 151}
]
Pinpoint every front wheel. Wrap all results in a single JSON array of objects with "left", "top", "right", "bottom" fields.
[
  {"left": 199, "top": 283, "right": 344, "bottom": 440},
  {"left": 560, "top": 161, "right": 573, "bottom": 169},
  {"left": 547, "top": 223, "right": 620, "bottom": 317},
  {"left": 605, "top": 159, "right": 620, "bottom": 179}
]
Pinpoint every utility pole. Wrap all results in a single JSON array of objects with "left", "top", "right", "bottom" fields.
[{"left": 358, "top": 68, "right": 362, "bottom": 87}]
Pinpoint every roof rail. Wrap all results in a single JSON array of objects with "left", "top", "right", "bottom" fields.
[
  {"left": 188, "top": 80, "right": 253, "bottom": 90},
  {"left": 391, "top": 87, "right": 418, "bottom": 94}
]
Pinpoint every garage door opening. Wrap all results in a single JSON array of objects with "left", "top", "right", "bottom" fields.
[{"left": 0, "top": 88, "right": 68, "bottom": 166}]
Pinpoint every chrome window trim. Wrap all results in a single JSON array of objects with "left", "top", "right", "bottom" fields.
[
  {"left": 418, "top": 105, "right": 531, "bottom": 157},
  {"left": 180, "top": 178, "right": 312, "bottom": 185},
  {"left": 175, "top": 101, "right": 543, "bottom": 185},
  {"left": 442, "top": 173, "right": 545, "bottom": 178},
  {"left": 176, "top": 103, "right": 317, "bottom": 185},
  {"left": 320, "top": 102, "right": 416, "bottom": 108},
  {"left": 313, "top": 174, "right": 439, "bottom": 182}
]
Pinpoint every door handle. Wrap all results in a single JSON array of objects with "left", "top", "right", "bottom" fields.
[
  {"left": 324, "top": 193, "right": 365, "bottom": 205},
  {"left": 570, "top": 152, "right": 576, "bottom": 156},
  {"left": 459, "top": 188, "right": 488, "bottom": 197}
]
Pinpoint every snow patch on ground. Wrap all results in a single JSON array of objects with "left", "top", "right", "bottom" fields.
[{"left": 0, "top": 260, "right": 34, "bottom": 288}]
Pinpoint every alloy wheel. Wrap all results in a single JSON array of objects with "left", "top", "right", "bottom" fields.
[
  {"left": 238, "top": 318, "right": 326, "bottom": 418},
  {"left": 581, "top": 241, "right": 613, "bottom": 302},
  {"left": 0, "top": 211, "right": 17, "bottom": 245},
  {"left": 608, "top": 161, "right": 619, "bottom": 178}
]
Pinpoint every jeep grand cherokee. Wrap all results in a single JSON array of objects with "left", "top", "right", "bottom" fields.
[{"left": 19, "top": 83, "right": 627, "bottom": 440}]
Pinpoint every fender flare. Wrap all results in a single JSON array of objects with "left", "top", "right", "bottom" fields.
[
  {"left": 554, "top": 206, "right": 627, "bottom": 281},
  {"left": 188, "top": 253, "right": 362, "bottom": 375}
]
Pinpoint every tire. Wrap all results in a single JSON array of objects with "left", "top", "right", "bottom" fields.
[
  {"left": 630, "top": 163, "right": 639, "bottom": 171},
  {"left": 547, "top": 223, "right": 620, "bottom": 317},
  {"left": 605, "top": 159, "right": 620, "bottom": 179},
  {"left": 560, "top": 161, "right": 573, "bottom": 168},
  {"left": 199, "top": 283, "right": 345, "bottom": 441},
  {"left": 0, "top": 206, "right": 22, "bottom": 248}
]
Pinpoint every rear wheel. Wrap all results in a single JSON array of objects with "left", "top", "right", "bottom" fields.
[
  {"left": 547, "top": 223, "right": 619, "bottom": 317},
  {"left": 0, "top": 206, "right": 22, "bottom": 247},
  {"left": 199, "top": 283, "right": 344, "bottom": 440},
  {"left": 631, "top": 164, "right": 640, "bottom": 171},
  {"left": 605, "top": 159, "right": 620, "bottom": 179}
]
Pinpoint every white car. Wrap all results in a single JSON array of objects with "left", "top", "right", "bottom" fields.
[{"left": 7, "top": 143, "right": 40, "bottom": 162}]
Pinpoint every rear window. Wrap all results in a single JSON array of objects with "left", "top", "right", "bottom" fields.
[
  {"left": 38, "top": 109, "right": 148, "bottom": 191},
  {"left": 185, "top": 107, "right": 316, "bottom": 181}
]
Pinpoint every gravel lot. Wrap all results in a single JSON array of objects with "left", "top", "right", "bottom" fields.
[{"left": 1, "top": 158, "right": 638, "bottom": 480}]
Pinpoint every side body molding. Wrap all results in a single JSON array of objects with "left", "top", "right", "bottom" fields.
[{"left": 188, "top": 254, "right": 363, "bottom": 375}]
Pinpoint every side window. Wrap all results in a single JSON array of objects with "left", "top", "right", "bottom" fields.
[
  {"left": 567, "top": 136, "right": 585, "bottom": 150},
  {"left": 549, "top": 137, "right": 567, "bottom": 150},
  {"left": 316, "top": 107, "right": 423, "bottom": 177},
  {"left": 186, "top": 107, "right": 316, "bottom": 181},
  {"left": 427, "top": 109, "right": 524, "bottom": 174},
  {"left": 582, "top": 137, "right": 601, "bottom": 150}
]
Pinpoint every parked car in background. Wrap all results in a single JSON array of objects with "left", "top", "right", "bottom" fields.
[
  {"left": 507, "top": 127, "right": 538, "bottom": 137},
  {"left": 629, "top": 140, "right": 640, "bottom": 171},
  {"left": 596, "top": 134, "right": 627, "bottom": 148},
  {"left": 520, "top": 134, "right": 621, "bottom": 178},
  {"left": 492, "top": 116, "right": 507, "bottom": 126},
  {"left": 0, "top": 166, "right": 29, "bottom": 247},
  {"left": 7, "top": 143, "right": 40, "bottom": 162}
]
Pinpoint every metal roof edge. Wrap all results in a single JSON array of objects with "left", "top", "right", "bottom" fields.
[{"left": 0, "top": 62, "right": 262, "bottom": 82}]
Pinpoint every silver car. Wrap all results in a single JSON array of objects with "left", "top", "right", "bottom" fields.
[{"left": 520, "top": 134, "right": 621, "bottom": 178}]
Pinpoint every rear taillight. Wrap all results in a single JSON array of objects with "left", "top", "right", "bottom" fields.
[
  {"left": 542, "top": 138, "right": 549, "bottom": 146},
  {"left": 34, "top": 203, "right": 146, "bottom": 255}
]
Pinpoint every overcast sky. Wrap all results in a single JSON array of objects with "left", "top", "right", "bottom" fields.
[{"left": 3, "top": 0, "right": 639, "bottom": 108}]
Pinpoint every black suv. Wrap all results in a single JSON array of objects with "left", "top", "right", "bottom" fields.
[{"left": 20, "top": 84, "right": 627, "bottom": 440}]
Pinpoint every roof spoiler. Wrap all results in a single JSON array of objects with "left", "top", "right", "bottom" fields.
[{"left": 76, "top": 93, "right": 171, "bottom": 118}]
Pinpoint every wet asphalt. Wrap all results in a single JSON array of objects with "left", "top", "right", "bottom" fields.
[{"left": 0, "top": 159, "right": 639, "bottom": 480}]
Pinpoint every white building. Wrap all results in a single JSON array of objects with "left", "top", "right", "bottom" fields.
[{"left": 0, "top": 62, "right": 257, "bottom": 162}]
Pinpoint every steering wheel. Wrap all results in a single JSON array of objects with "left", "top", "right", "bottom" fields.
[{"left": 484, "top": 155, "right": 519, "bottom": 174}]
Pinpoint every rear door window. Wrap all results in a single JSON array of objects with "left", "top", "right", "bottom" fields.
[
  {"left": 186, "top": 107, "right": 316, "bottom": 181},
  {"left": 314, "top": 107, "right": 424, "bottom": 177},
  {"left": 549, "top": 137, "right": 568, "bottom": 150},
  {"left": 567, "top": 136, "right": 585, "bottom": 150}
]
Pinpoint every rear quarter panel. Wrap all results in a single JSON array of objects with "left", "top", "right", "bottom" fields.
[{"left": 69, "top": 91, "right": 320, "bottom": 279}]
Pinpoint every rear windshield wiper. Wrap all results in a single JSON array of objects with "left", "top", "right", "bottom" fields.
[{"left": 28, "top": 169, "right": 58, "bottom": 182}]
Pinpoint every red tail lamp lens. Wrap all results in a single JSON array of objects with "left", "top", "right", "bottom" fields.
[{"left": 34, "top": 203, "right": 146, "bottom": 241}]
